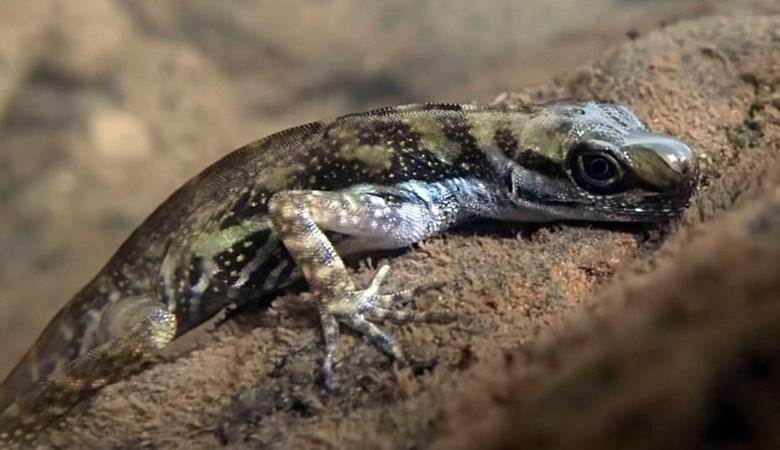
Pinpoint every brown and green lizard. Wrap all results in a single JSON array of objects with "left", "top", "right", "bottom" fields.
[{"left": 0, "top": 101, "right": 697, "bottom": 446}]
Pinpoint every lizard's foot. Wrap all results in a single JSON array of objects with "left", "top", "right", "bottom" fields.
[{"left": 318, "top": 265, "right": 453, "bottom": 390}]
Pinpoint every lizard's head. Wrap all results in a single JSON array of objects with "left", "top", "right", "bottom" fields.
[{"left": 503, "top": 101, "right": 698, "bottom": 222}]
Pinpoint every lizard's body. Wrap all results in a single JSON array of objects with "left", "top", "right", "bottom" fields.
[{"left": 0, "top": 101, "right": 696, "bottom": 445}]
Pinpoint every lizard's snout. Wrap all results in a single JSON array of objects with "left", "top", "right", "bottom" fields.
[{"left": 621, "top": 132, "right": 698, "bottom": 194}]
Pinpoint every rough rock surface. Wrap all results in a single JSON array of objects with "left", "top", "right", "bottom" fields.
[{"left": 15, "top": 13, "right": 780, "bottom": 450}]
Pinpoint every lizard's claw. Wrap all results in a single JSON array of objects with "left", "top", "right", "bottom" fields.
[
  {"left": 318, "top": 265, "right": 453, "bottom": 389},
  {"left": 328, "top": 264, "right": 453, "bottom": 330}
]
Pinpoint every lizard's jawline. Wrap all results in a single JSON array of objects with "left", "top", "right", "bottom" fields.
[{"left": 497, "top": 198, "right": 682, "bottom": 223}]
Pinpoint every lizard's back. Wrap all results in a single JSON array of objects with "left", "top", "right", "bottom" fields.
[{"left": 0, "top": 103, "right": 497, "bottom": 416}]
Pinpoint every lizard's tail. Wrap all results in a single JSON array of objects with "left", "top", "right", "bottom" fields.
[{"left": 0, "top": 290, "right": 95, "bottom": 416}]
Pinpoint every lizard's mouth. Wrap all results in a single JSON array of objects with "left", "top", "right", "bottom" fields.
[
  {"left": 590, "top": 174, "right": 700, "bottom": 221},
  {"left": 590, "top": 194, "right": 693, "bottom": 221},
  {"left": 511, "top": 185, "right": 695, "bottom": 223},
  {"left": 543, "top": 193, "right": 693, "bottom": 222}
]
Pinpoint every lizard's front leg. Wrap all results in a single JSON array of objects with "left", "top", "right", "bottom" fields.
[{"left": 268, "top": 186, "right": 456, "bottom": 389}]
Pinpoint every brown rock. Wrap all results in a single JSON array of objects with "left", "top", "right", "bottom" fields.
[
  {"left": 0, "top": 0, "right": 53, "bottom": 122},
  {"left": 43, "top": 0, "right": 133, "bottom": 82}
]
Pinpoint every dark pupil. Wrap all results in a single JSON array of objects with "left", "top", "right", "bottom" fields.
[{"left": 584, "top": 155, "right": 614, "bottom": 181}]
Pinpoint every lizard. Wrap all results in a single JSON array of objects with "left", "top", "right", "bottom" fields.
[{"left": 0, "top": 100, "right": 697, "bottom": 446}]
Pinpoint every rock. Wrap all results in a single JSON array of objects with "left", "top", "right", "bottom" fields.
[
  {"left": 87, "top": 108, "right": 152, "bottom": 162},
  {"left": 438, "top": 15, "right": 780, "bottom": 450},
  {"left": 42, "top": 0, "right": 133, "bottom": 82},
  {"left": 0, "top": 0, "right": 53, "bottom": 121}
]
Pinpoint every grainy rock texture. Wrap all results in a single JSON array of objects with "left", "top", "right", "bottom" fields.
[{"left": 15, "top": 13, "right": 780, "bottom": 450}]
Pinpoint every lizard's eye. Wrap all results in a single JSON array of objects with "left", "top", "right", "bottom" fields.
[{"left": 571, "top": 145, "right": 625, "bottom": 194}]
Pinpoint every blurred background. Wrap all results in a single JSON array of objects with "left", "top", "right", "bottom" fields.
[{"left": 0, "top": 0, "right": 775, "bottom": 380}]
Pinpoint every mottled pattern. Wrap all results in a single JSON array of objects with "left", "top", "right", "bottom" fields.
[{"left": 0, "top": 101, "right": 697, "bottom": 446}]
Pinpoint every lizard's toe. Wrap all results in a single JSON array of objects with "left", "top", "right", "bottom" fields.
[
  {"left": 317, "top": 266, "right": 453, "bottom": 388},
  {"left": 373, "top": 279, "right": 446, "bottom": 308},
  {"left": 346, "top": 315, "right": 404, "bottom": 360},
  {"left": 325, "top": 265, "right": 450, "bottom": 324}
]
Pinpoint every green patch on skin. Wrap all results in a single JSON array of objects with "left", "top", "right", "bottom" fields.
[
  {"left": 515, "top": 111, "right": 572, "bottom": 163},
  {"left": 340, "top": 143, "right": 395, "bottom": 173},
  {"left": 328, "top": 124, "right": 395, "bottom": 173},
  {"left": 409, "top": 115, "right": 462, "bottom": 164},
  {"left": 526, "top": 129, "right": 568, "bottom": 162},
  {"left": 263, "top": 164, "right": 304, "bottom": 191},
  {"left": 193, "top": 217, "right": 272, "bottom": 259},
  {"left": 470, "top": 112, "right": 507, "bottom": 153}
]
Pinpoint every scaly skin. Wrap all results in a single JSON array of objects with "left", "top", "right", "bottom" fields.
[{"left": 0, "top": 101, "right": 697, "bottom": 446}]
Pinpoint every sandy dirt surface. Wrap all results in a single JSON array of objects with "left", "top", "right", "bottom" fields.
[
  {"left": 2, "top": 2, "right": 780, "bottom": 450},
  {"left": 9, "top": 12, "right": 779, "bottom": 450}
]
